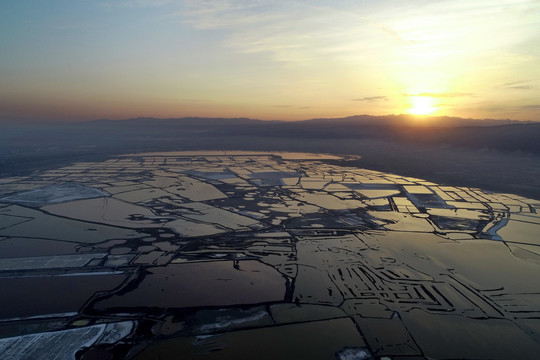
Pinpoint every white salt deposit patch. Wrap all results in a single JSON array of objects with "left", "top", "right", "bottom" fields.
[
  {"left": 0, "top": 321, "right": 134, "bottom": 359},
  {"left": 0, "top": 253, "right": 107, "bottom": 271},
  {"left": 335, "top": 347, "right": 373, "bottom": 360},
  {"left": 0, "top": 183, "right": 108, "bottom": 207}
]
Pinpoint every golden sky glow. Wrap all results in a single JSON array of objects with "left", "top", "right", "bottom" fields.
[{"left": 1, "top": 1, "right": 539, "bottom": 121}]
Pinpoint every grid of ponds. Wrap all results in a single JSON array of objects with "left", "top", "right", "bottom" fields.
[{"left": 0, "top": 151, "right": 539, "bottom": 359}]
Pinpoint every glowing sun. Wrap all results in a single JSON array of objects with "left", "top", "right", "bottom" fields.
[{"left": 408, "top": 97, "right": 436, "bottom": 115}]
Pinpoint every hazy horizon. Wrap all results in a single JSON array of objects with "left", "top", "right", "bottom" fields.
[
  {"left": 1, "top": 112, "right": 538, "bottom": 125},
  {"left": 2, "top": 1, "right": 540, "bottom": 122}
]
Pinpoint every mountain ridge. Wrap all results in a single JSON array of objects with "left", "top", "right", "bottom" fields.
[{"left": 2, "top": 113, "right": 536, "bottom": 127}]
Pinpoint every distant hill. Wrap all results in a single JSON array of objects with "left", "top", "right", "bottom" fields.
[
  {"left": 82, "top": 114, "right": 529, "bottom": 127},
  {"left": 4, "top": 114, "right": 537, "bottom": 154},
  {"left": 300, "top": 114, "right": 525, "bottom": 127},
  {"left": 2, "top": 113, "right": 531, "bottom": 127},
  {"left": 86, "top": 115, "right": 537, "bottom": 154}
]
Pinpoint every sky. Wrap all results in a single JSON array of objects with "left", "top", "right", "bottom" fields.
[{"left": 1, "top": 0, "right": 539, "bottom": 121}]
